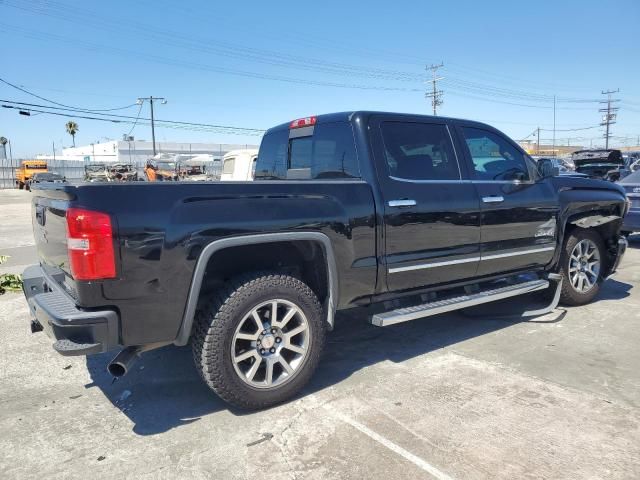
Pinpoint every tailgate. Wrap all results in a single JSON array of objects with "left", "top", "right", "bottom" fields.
[{"left": 31, "top": 188, "right": 73, "bottom": 276}]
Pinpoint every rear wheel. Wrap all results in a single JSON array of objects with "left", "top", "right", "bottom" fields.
[
  {"left": 559, "top": 229, "right": 605, "bottom": 306},
  {"left": 192, "top": 272, "right": 326, "bottom": 410}
]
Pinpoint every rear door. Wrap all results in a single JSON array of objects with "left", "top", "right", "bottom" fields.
[
  {"left": 370, "top": 116, "right": 481, "bottom": 292},
  {"left": 455, "top": 124, "right": 559, "bottom": 276}
]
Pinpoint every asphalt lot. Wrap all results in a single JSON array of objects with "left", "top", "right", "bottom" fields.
[{"left": 1, "top": 188, "right": 639, "bottom": 479}]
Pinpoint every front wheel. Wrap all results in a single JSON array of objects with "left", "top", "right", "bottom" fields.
[
  {"left": 559, "top": 229, "right": 605, "bottom": 306},
  {"left": 192, "top": 272, "right": 326, "bottom": 410}
]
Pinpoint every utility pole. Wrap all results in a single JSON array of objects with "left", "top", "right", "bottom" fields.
[
  {"left": 552, "top": 95, "right": 556, "bottom": 157},
  {"left": 0, "top": 137, "right": 7, "bottom": 189},
  {"left": 137, "top": 96, "right": 167, "bottom": 156},
  {"left": 425, "top": 63, "right": 444, "bottom": 115},
  {"left": 536, "top": 127, "right": 540, "bottom": 154},
  {"left": 599, "top": 89, "right": 620, "bottom": 150}
]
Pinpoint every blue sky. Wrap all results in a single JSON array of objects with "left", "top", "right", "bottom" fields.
[{"left": 1, "top": 0, "right": 639, "bottom": 157}]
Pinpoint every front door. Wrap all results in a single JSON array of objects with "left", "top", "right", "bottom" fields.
[
  {"left": 371, "top": 117, "right": 482, "bottom": 292},
  {"left": 455, "top": 124, "right": 559, "bottom": 276}
]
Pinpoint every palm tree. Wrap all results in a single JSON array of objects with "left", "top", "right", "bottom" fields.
[{"left": 65, "top": 121, "right": 79, "bottom": 147}]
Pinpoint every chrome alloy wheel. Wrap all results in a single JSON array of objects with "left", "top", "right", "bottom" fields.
[
  {"left": 569, "top": 239, "right": 601, "bottom": 293},
  {"left": 231, "top": 299, "right": 310, "bottom": 389}
]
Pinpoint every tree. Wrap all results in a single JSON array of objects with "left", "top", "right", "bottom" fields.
[{"left": 65, "top": 121, "right": 79, "bottom": 147}]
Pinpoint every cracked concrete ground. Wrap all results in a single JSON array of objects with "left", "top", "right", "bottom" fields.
[{"left": 1, "top": 189, "right": 639, "bottom": 479}]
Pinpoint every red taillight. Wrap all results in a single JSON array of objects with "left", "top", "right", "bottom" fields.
[
  {"left": 289, "top": 116, "right": 317, "bottom": 129},
  {"left": 66, "top": 208, "right": 116, "bottom": 280}
]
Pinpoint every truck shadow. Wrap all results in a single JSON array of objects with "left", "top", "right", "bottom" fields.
[{"left": 84, "top": 279, "right": 632, "bottom": 436}]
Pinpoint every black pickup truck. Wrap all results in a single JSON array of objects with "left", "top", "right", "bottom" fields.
[{"left": 23, "top": 112, "right": 629, "bottom": 409}]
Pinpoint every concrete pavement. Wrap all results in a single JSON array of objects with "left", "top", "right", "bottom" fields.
[{"left": 1, "top": 188, "right": 639, "bottom": 479}]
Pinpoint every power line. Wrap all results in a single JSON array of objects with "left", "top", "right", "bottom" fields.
[
  {"left": 126, "top": 103, "right": 144, "bottom": 136},
  {"left": 2, "top": 1, "right": 606, "bottom": 104},
  {"left": 0, "top": 76, "right": 137, "bottom": 112},
  {"left": 0, "top": 100, "right": 266, "bottom": 135}
]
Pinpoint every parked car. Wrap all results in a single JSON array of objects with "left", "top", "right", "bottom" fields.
[
  {"left": 532, "top": 156, "right": 574, "bottom": 173},
  {"left": 619, "top": 169, "right": 640, "bottom": 234},
  {"left": 220, "top": 149, "right": 259, "bottom": 181},
  {"left": 177, "top": 155, "right": 217, "bottom": 182},
  {"left": 26, "top": 172, "right": 66, "bottom": 191},
  {"left": 570, "top": 149, "right": 626, "bottom": 181},
  {"left": 109, "top": 163, "right": 138, "bottom": 182},
  {"left": 84, "top": 163, "right": 111, "bottom": 182},
  {"left": 84, "top": 163, "right": 137, "bottom": 182},
  {"left": 23, "top": 111, "right": 629, "bottom": 410}
]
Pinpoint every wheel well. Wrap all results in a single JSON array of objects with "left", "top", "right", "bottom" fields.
[
  {"left": 198, "top": 240, "right": 329, "bottom": 307},
  {"left": 565, "top": 212, "right": 623, "bottom": 273}
]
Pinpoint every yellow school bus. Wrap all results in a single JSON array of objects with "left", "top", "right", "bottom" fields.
[{"left": 16, "top": 160, "right": 48, "bottom": 189}]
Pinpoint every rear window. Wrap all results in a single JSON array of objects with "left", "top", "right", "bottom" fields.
[{"left": 255, "top": 121, "right": 359, "bottom": 180}]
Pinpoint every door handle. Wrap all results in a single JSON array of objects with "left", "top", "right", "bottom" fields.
[
  {"left": 482, "top": 196, "right": 504, "bottom": 203},
  {"left": 388, "top": 199, "right": 417, "bottom": 207}
]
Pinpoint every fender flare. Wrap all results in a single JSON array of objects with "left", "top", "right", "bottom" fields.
[{"left": 174, "top": 232, "right": 339, "bottom": 346}]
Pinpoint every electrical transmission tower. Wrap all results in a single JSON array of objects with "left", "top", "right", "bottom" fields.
[
  {"left": 425, "top": 63, "right": 444, "bottom": 115},
  {"left": 599, "top": 89, "right": 619, "bottom": 149}
]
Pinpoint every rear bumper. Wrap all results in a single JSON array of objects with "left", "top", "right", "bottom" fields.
[{"left": 22, "top": 265, "right": 120, "bottom": 356}]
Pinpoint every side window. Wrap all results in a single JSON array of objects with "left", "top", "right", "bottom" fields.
[
  {"left": 223, "top": 157, "right": 235, "bottom": 175},
  {"left": 461, "top": 127, "right": 530, "bottom": 181},
  {"left": 380, "top": 122, "right": 459, "bottom": 180},
  {"left": 255, "top": 122, "right": 359, "bottom": 180}
]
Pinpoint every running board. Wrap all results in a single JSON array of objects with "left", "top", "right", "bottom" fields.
[{"left": 371, "top": 279, "right": 551, "bottom": 327}]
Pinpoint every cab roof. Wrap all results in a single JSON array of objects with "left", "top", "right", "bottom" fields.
[{"left": 264, "top": 111, "right": 496, "bottom": 134}]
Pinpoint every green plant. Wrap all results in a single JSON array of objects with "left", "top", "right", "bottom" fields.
[
  {"left": 0, "top": 256, "right": 23, "bottom": 294},
  {"left": 65, "top": 120, "right": 79, "bottom": 147}
]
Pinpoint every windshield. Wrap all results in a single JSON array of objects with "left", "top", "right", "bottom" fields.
[{"left": 157, "top": 162, "right": 176, "bottom": 170}]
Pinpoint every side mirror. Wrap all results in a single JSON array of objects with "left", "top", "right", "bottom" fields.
[{"left": 538, "top": 159, "right": 559, "bottom": 178}]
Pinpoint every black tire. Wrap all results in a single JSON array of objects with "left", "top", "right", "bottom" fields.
[
  {"left": 558, "top": 228, "right": 606, "bottom": 306},
  {"left": 192, "top": 272, "right": 326, "bottom": 410},
  {"left": 18, "top": 182, "right": 24, "bottom": 190}
]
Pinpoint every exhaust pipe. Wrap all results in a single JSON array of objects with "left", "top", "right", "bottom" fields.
[
  {"left": 108, "top": 346, "right": 141, "bottom": 377},
  {"left": 107, "top": 341, "right": 170, "bottom": 378}
]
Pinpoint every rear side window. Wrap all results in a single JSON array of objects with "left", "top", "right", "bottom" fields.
[
  {"left": 255, "top": 121, "right": 359, "bottom": 180},
  {"left": 380, "top": 122, "right": 459, "bottom": 180}
]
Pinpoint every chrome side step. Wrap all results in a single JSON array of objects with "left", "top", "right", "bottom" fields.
[{"left": 371, "top": 279, "right": 550, "bottom": 327}]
